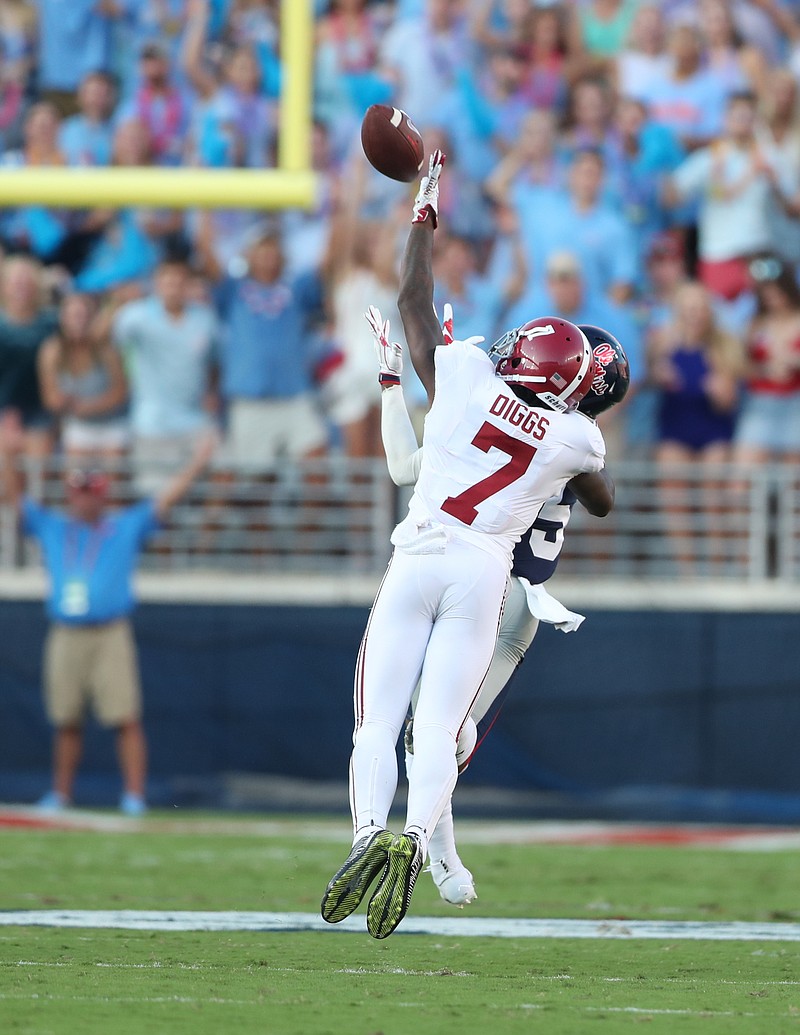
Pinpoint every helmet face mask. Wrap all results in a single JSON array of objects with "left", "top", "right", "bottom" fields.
[{"left": 489, "top": 317, "right": 593, "bottom": 412}]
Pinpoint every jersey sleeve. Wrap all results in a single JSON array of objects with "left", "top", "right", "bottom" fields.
[{"left": 580, "top": 420, "right": 606, "bottom": 474}]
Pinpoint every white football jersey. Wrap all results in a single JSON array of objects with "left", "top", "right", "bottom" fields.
[{"left": 392, "top": 340, "right": 605, "bottom": 564}]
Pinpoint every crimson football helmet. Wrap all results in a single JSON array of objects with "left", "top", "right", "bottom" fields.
[
  {"left": 489, "top": 316, "right": 593, "bottom": 412},
  {"left": 577, "top": 324, "right": 630, "bottom": 418}
]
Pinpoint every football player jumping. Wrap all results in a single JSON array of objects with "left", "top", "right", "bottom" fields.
[
  {"left": 372, "top": 304, "right": 630, "bottom": 907},
  {"left": 321, "top": 150, "right": 615, "bottom": 939}
]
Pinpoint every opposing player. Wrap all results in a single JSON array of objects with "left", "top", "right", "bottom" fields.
[
  {"left": 372, "top": 306, "right": 630, "bottom": 905},
  {"left": 321, "top": 150, "right": 614, "bottom": 939}
]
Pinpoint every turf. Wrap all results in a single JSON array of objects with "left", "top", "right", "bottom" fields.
[{"left": 1, "top": 815, "right": 799, "bottom": 1034}]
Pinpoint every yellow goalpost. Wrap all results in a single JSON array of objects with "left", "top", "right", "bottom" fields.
[{"left": 0, "top": 0, "right": 317, "bottom": 210}]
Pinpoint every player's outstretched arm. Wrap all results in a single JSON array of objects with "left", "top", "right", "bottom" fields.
[
  {"left": 568, "top": 468, "right": 615, "bottom": 517},
  {"left": 398, "top": 151, "right": 446, "bottom": 407},
  {"left": 365, "top": 305, "right": 421, "bottom": 486}
]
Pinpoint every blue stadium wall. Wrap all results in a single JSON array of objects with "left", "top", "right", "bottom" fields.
[{"left": 1, "top": 600, "right": 799, "bottom": 823}]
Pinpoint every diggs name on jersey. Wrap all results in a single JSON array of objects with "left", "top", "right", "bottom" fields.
[{"left": 489, "top": 393, "right": 550, "bottom": 441}]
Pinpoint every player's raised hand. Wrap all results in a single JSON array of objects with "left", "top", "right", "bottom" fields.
[
  {"left": 412, "top": 149, "right": 446, "bottom": 228},
  {"left": 366, "top": 305, "right": 403, "bottom": 386}
]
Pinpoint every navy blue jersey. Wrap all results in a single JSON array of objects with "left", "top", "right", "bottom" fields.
[{"left": 511, "top": 487, "right": 577, "bottom": 585}]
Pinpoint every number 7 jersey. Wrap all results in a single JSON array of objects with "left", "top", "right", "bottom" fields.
[{"left": 392, "top": 340, "right": 605, "bottom": 565}]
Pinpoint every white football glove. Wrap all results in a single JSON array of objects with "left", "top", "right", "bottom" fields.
[
  {"left": 439, "top": 302, "right": 485, "bottom": 350},
  {"left": 442, "top": 301, "right": 454, "bottom": 344},
  {"left": 412, "top": 149, "right": 446, "bottom": 228},
  {"left": 365, "top": 304, "right": 403, "bottom": 386}
]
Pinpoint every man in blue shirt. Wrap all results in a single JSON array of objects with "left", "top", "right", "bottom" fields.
[
  {"left": 510, "top": 148, "right": 639, "bottom": 305},
  {"left": 59, "top": 71, "right": 117, "bottom": 167},
  {"left": 507, "top": 250, "right": 643, "bottom": 460},
  {"left": 0, "top": 433, "right": 214, "bottom": 815},
  {"left": 34, "top": 0, "right": 133, "bottom": 106},
  {"left": 196, "top": 219, "right": 328, "bottom": 470}
]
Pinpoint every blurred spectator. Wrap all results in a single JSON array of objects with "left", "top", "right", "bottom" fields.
[
  {"left": 183, "top": 0, "right": 275, "bottom": 169},
  {"left": 378, "top": 0, "right": 469, "bottom": 121},
  {"left": 6, "top": 99, "right": 64, "bottom": 167},
  {"left": 129, "top": 0, "right": 191, "bottom": 70},
  {"left": 471, "top": 0, "right": 538, "bottom": 57},
  {"left": 416, "top": 124, "right": 496, "bottom": 243},
  {"left": 643, "top": 22, "right": 729, "bottom": 152},
  {"left": 733, "top": 254, "right": 800, "bottom": 465},
  {"left": 117, "top": 40, "right": 189, "bottom": 167},
  {"left": 59, "top": 71, "right": 118, "bottom": 167},
  {"left": 454, "top": 42, "right": 533, "bottom": 162},
  {"left": 0, "top": 255, "right": 59, "bottom": 461},
  {"left": 561, "top": 75, "right": 615, "bottom": 158},
  {"left": 648, "top": 277, "right": 744, "bottom": 571},
  {"left": 0, "top": 1, "right": 36, "bottom": 88},
  {"left": 665, "top": 91, "right": 780, "bottom": 304},
  {"left": 650, "top": 279, "right": 743, "bottom": 466},
  {"left": 605, "top": 96, "right": 684, "bottom": 267},
  {"left": 432, "top": 226, "right": 524, "bottom": 344},
  {"left": 638, "top": 231, "right": 690, "bottom": 339},
  {"left": 0, "top": 430, "right": 216, "bottom": 815},
  {"left": 756, "top": 67, "right": 800, "bottom": 267},
  {"left": 315, "top": 0, "right": 392, "bottom": 125},
  {"left": 506, "top": 249, "right": 641, "bottom": 457},
  {"left": 37, "top": 293, "right": 129, "bottom": 463},
  {"left": 322, "top": 159, "right": 401, "bottom": 458},
  {"left": 196, "top": 217, "right": 329, "bottom": 470},
  {"left": 486, "top": 108, "right": 566, "bottom": 202},
  {"left": 112, "top": 256, "right": 220, "bottom": 493},
  {"left": 280, "top": 120, "right": 336, "bottom": 280},
  {"left": 632, "top": 230, "right": 692, "bottom": 455},
  {"left": 0, "top": 102, "right": 71, "bottom": 264},
  {"left": 505, "top": 147, "right": 638, "bottom": 303},
  {"left": 522, "top": 3, "right": 577, "bottom": 114},
  {"left": 615, "top": 3, "right": 669, "bottom": 103},
  {"left": 0, "top": 37, "right": 27, "bottom": 155},
  {"left": 576, "top": 0, "right": 640, "bottom": 65},
  {"left": 73, "top": 119, "right": 172, "bottom": 294},
  {"left": 699, "top": 0, "right": 764, "bottom": 95},
  {"left": 32, "top": 0, "right": 128, "bottom": 112}
]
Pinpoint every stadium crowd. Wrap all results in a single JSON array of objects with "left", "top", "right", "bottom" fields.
[{"left": 1, "top": 0, "right": 800, "bottom": 491}]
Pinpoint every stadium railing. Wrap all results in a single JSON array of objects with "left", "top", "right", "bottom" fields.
[{"left": 0, "top": 456, "right": 798, "bottom": 581}]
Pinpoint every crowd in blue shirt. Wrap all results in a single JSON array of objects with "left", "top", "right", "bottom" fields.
[{"left": 2, "top": 0, "right": 800, "bottom": 470}]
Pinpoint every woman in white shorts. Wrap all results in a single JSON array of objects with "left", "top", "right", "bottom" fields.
[
  {"left": 733, "top": 256, "right": 800, "bottom": 465},
  {"left": 37, "top": 292, "right": 130, "bottom": 464}
]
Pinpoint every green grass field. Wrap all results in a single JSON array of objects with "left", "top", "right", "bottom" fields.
[{"left": 1, "top": 813, "right": 799, "bottom": 1034}]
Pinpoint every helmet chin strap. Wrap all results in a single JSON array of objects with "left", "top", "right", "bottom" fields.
[{"left": 535, "top": 390, "right": 569, "bottom": 413}]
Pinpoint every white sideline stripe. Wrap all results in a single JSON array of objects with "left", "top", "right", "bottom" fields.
[
  {"left": 3, "top": 911, "right": 800, "bottom": 941},
  {"left": 5, "top": 808, "right": 800, "bottom": 851}
]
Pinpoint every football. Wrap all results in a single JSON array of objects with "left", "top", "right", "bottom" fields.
[{"left": 361, "top": 105, "right": 425, "bottom": 182}]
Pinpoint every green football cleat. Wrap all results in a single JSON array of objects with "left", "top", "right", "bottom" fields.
[
  {"left": 366, "top": 832, "right": 424, "bottom": 939},
  {"left": 321, "top": 828, "right": 394, "bottom": 924}
]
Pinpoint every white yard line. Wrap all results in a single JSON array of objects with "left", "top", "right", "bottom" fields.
[{"left": 3, "top": 911, "right": 800, "bottom": 941}]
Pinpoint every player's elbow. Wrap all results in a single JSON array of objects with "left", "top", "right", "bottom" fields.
[
  {"left": 570, "top": 470, "right": 615, "bottom": 517},
  {"left": 586, "top": 495, "right": 614, "bottom": 518}
]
